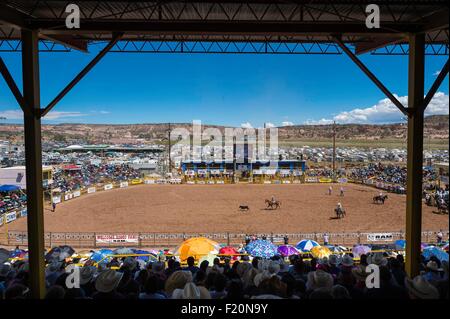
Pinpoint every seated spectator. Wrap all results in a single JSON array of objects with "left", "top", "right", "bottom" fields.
[{"left": 404, "top": 275, "right": 440, "bottom": 299}]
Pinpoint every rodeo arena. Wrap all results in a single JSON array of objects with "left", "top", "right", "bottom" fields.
[{"left": 0, "top": 0, "right": 449, "bottom": 302}]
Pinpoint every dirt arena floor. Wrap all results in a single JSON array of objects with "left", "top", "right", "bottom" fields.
[{"left": 8, "top": 183, "right": 448, "bottom": 234}]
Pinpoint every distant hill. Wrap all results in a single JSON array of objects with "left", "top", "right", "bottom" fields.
[{"left": 0, "top": 115, "right": 448, "bottom": 148}]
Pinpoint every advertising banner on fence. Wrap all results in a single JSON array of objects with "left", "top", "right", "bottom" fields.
[
  {"left": 64, "top": 193, "right": 73, "bottom": 201},
  {"left": 6, "top": 212, "right": 17, "bottom": 223},
  {"left": 87, "top": 187, "right": 96, "bottom": 194},
  {"left": 338, "top": 178, "right": 348, "bottom": 183},
  {"left": 73, "top": 190, "right": 81, "bottom": 198},
  {"left": 104, "top": 184, "right": 113, "bottom": 190},
  {"left": 95, "top": 234, "right": 139, "bottom": 244},
  {"left": 20, "top": 209, "right": 27, "bottom": 217},
  {"left": 319, "top": 178, "right": 333, "bottom": 183},
  {"left": 144, "top": 179, "right": 155, "bottom": 184},
  {"left": 120, "top": 181, "right": 129, "bottom": 188},
  {"left": 0, "top": 215, "right": 4, "bottom": 225},
  {"left": 305, "top": 177, "right": 319, "bottom": 183},
  {"left": 367, "top": 233, "right": 393, "bottom": 242}
]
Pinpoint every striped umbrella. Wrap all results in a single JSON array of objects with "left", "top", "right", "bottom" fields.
[{"left": 296, "top": 240, "right": 320, "bottom": 252}]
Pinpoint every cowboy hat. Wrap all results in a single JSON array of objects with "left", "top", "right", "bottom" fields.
[
  {"left": 426, "top": 261, "right": 442, "bottom": 272},
  {"left": 122, "top": 257, "right": 137, "bottom": 271},
  {"left": 79, "top": 266, "right": 97, "bottom": 285},
  {"left": 306, "top": 270, "right": 334, "bottom": 290},
  {"left": 0, "top": 263, "right": 11, "bottom": 277},
  {"left": 95, "top": 269, "right": 123, "bottom": 293},
  {"left": 328, "top": 255, "right": 338, "bottom": 266},
  {"left": 182, "top": 282, "right": 201, "bottom": 299},
  {"left": 367, "top": 252, "right": 388, "bottom": 266},
  {"left": 404, "top": 276, "right": 440, "bottom": 299},
  {"left": 341, "top": 255, "right": 354, "bottom": 267}
]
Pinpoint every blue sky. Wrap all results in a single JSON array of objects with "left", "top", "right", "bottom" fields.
[{"left": 0, "top": 49, "right": 448, "bottom": 127}]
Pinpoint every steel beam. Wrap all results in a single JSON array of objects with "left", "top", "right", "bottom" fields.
[
  {"left": 41, "top": 32, "right": 123, "bottom": 117},
  {"left": 405, "top": 33, "right": 425, "bottom": 279},
  {"left": 334, "top": 36, "right": 409, "bottom": 116},
  {"left": 22, "top": 29, "right": 46, "bottom": 299}
]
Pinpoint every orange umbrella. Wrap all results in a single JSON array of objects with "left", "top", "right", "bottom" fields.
[
  {"left": 310, "top": 246, "right": 332, "bottom": 259},
  {"left": 174, "top": 237, "right": 220, "bottom": 262}
]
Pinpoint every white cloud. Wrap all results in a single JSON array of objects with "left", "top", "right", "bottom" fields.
[
  {"left": 44, "top": 111, "right": 86, "bottom": 120},
  {"left": 304, "top": 92, "right": 449, "bottom": 125},
  {"left": 0, "top": 110, "right": 86, "bottom": 120},
  {"left": 264, "top": 122, "right": 275, "bottom": 128},
  {"left": 304, "top": 118, "right": 334, "bottom": 125},
  {"left": 281, "top": 121, "right": 294, "bottom": 126},
  {"left": 241, "top": 122, "right": 253, "bottom": 129}
]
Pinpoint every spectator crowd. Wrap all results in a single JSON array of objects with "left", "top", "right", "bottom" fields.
[
  {"left": 50, "top": 163, "right": 141, "bottom": 193},
  {"left": 1, "top": 249, "right": 448, "bottom": 300}
]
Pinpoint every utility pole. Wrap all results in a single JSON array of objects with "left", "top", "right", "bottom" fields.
[
  {"left": 233, "top": 136, "right": 237, "bottom": 184},
  {"left": 332, "top": 121, "right": 336, "bottom": 180},
  {"left": 168, "top": 122, "right": 172, "bottom": 175}
]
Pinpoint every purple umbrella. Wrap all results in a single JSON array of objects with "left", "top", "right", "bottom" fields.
[
  {"left": 352, "top": 245, "right": 371, "bottom": 258},
  {"left": 277, "top": 245, "right": 299, "bottom": 257}
]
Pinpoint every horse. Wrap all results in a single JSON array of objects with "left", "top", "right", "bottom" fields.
[
  {"left": 373, "top": 194, "right": 388, "bottom": 204},
  {"left": 436, "top": 200, "right": 449, "bottom": 215},
  {"left": 334, "top": 207, "right": 346, "bottom": 219},
  {"left": 239, "top": 205, "right": 250, "bottom": 211},
  {"left": 265, "top": 199, "right": 281, "bottom": 210}
]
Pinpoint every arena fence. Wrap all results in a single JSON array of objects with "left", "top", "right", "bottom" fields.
[{"left": 2, "top": 230, "right": 446, "bottom": 249}]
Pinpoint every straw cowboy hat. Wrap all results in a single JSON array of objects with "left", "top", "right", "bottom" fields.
[
  {"left": 367, "top": 252, "right": 388, "bottom": 266},
  {"left": 79, "top": 266, "right": 97, "bottom": 285},
  {"left": 352, "top": 265, "right": 369, "bottom": 281},
  {"left": 306, "top": 270, "right": 334, "bottom": 291},
  {"left": 341, "top": 255, "right": 354, "bottom": 267},
  {"left": 404, "top": 276, "right": 440, "bottom": 299},
  {"left": 95, "top": 269, "right": 123, "bottom": 293}
]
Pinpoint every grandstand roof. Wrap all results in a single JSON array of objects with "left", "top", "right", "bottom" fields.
[{"left": 1, "top": 1, "right": 448, "bottom": 54}]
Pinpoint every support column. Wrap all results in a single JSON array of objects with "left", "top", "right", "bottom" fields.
[
  {"left": 22, "top": 29, "right": 46, "bottom": 298},
  {"left": 405, "top": 33, "right": 425, "bottom": 279}
]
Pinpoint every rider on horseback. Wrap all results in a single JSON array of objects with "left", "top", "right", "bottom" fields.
[
  {"left": 337, "top": 202, "right": 343, "bottom": 211},
  {"left": 271, "top": 195, "right": 276, "bottom": 205}
]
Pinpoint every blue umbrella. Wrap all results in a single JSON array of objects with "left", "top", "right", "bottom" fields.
[
  {"left": 90, "top": 249, "right": 114, "bottom": 263},
  {"left": 395, "top": 239, "right": 406, "bottom": 250},
  {"left": 296, "top": 239, "right": 320, "bottom": 252},
  {"left": 131, "top": 249, "right": 157, "bottom": 262},
  {"left": 422, "top": 246, "right": 449, "bottom": 262},
  {"left": 114, "top": 247, "right": 134, "bottom": 255},
  {"left": 0, "top": 184, "right": 21, "bottom": 192},
  {"left": 245, "top": 240, "right": 278, "bottom": 258}
]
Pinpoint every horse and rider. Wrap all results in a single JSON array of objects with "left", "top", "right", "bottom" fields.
[
  {"left": 265, "top": 195, "right": 281, "bottom": 210},
  {"left": 334, "top": 202, "right": 346, "bottom": 219}
]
